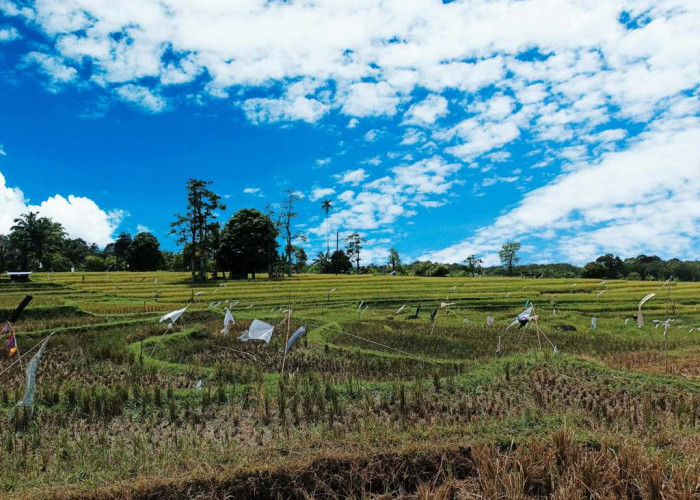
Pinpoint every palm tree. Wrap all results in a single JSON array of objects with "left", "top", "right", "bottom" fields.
[
  {"left": 320, "top": 199, "right": 333, "bottom": 255},
  {"left": 10, "top": 212, "right": 66, "bottom": 270}
]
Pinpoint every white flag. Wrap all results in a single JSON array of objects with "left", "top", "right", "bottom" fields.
[
  {"left": 239, "top": 319, "right": 274, "bottom": 343},
  {"left": 221, "top": 307, "right": 235, "bottom": 335},
  {"left": 159, "top": 306, "right": 188, "bottom": 328},
  {"left": 18, "top": 338, "right": 50, "bottom": 407}
]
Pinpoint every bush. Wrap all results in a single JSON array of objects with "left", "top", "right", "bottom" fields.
[
  {"left": 83, "top": 255, "right": 107, "bottom": 271},
  {"left": 626, "top": 271, "right": 641, "bottom": 281}
]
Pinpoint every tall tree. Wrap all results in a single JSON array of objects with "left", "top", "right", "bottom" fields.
[
  {"left": 113, "top": 232, "right": 133, "bottom": 270},
  {"left": 219, "top": 209, "right": 279, "bottom": 279},
  {"left": 280, "top": 190, "right": 301, "bottom": 277},
  {"left": 170, "top": 179, "right": 226, "bottom": 282},
  {"left": 388, "top": 248, "right": 401, "bottom": 271},
  {"left": 464, "top": 254, "right": 483, "bottom": 277},
  {"left": 127, "top": 232, "right": 163, "bottom": 271},
  {"left": 320, "top": 199, "right": 333, "bottom": 255},
  {"left": 499, "top": 242, "right": 521, "bottom": 276},
  {"left": 345, "top": 232, "right": 364, "bottom": 271},
  {"left": 10, "top": 212, "right": 66, "bottom": 270}
]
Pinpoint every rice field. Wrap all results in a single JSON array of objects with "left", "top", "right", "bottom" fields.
[{"left": 0, "top": 272, "right": 698, "bottom": 499}]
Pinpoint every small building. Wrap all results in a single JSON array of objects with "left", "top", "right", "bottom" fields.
[{"left": 7, "top": 272, "right": 32, "bottom": 283}]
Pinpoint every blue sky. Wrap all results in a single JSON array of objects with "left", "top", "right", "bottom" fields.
[{"left": 0, "top": 0, "right": 698, "bottom": 265}]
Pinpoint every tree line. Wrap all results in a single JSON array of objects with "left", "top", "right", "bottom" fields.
[{"left": 1, "top": 179, "right": 697, "bottom": 282}]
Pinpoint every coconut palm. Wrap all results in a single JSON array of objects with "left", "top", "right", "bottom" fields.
[
  {"left": 10, "top": 212, "right": 66, "bottom": 270},
  {"left": 320, "top": 199, "right": 333, "bottom": 254}
]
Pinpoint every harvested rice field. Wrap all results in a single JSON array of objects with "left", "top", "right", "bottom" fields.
[{"left": 1, "top": 272, "right": 698, "bottom": 499}]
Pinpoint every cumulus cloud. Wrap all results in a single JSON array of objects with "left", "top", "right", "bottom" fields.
[
  {"left": 309, "top": 187, "right": 335, "bottom": 202},
  {"left": 3, "top": 0, "right": 699, "bottom": 260},
  {"left": 0, "top": 172, "right": 124, "bottom": 246},
  {"left": 421, "top": 113, "right": 700, "bottom": 264},
  {"left": 404, "top": 95, "right": 448, "bottom": 125},
  {"left": 334, "top": 168, "right": 368, "bottom": 185}
]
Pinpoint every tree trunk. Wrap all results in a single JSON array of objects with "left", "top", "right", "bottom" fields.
[{"left": 190, "top": 230, "right": 196, "bottom": 282}]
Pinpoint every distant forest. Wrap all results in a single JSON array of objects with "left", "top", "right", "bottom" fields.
[{"left": 1, "top": 211, "right": 697, "bottom": 282}]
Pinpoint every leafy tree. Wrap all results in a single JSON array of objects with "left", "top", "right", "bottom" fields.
[
  {"left": 127, "top": 233, "right": 163, "bottom": 271},
  {"left": 219, "top": 209, "right": 279, "bottom": 279},
  {"left": 388, "top": 248, "right": 401, "bottom": 271},
  {"left": 10, "top": 212, "right": 66, "bottom": 270},
  {"left": 464, "top": 254, "right": 483, "bottom": 277},
  {"left": 161, "top": 251, "right": 184, "bottom": 271},
  {"left": 113, "top": 232, "right": 132, "bottom": 270},
  {"left": 595, "top": 254, "right": 624, "bottom": 279},
  {"left": 63, "top": 238, "right": 91, "bottom": 269},
  {"left": 320, "top": 199, "right": 333, "bottom": 254},
  {"left": 498, "top": 242, "right": 521, "bottom": 276},
  {"left": 581, "top": 261, "right": 608, "bottom": 279},
  {"left": 293, "top": 246, "right": 308, "bottom": 273},
  {"left": 345, "top": 232, "right": 364, "bottom": 271},
  {"left": 170, "top": 179, "right": 226, "bottom": 282},
  {"left": 331, "top": 250, "right": 352, "bottom": 274},
  {"left": 311, "top": 251, "right": 331, "bottom": 274}
]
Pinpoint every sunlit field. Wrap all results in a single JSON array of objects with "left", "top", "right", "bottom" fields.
[{"left": 1, "top": 272, "right": 698, "bottom": 499}]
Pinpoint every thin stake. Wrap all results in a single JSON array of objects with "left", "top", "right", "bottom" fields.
[{"left": 280, "top": 308, "right": 292, "bottom": 376}]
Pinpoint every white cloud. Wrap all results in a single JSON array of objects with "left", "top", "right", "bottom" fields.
[
  {"left": 421, "top": 115, "right": 700, "bottom": 264},
  {"left": 400, "top": 129, "right": 425, "bottom": 146},
  {"left": 313, "top": 156, "right": 462, "bottom": 236},
  {"left": 340, "top": 82, "right": 401, "bottom": 118},
  {"left": 0, "top": 145, "right": 5, "bottom": 156},
  {"left": 404, "top": 95, "right": 448, "bottom": 125},
  {"left": 23, "top": 52, "right": 77, "bottom": 87},
  {"left": 243, "top": 187, "right": 262, "bottom": 196},
  {"left": 363, "top": 129, "right": 381, "bottom": 142},
  {"left": 309, "top": 187, "right": 335, "bottom": 202},
  {"left": 0, "top": 26, "right": 20, "bottom": 42},
  {"left": 315, "top": 157, "right": 331, "bottom": 168},
  {"left": 243, "top": 95, "right": 328, "bottom": 124},
  {"left": 0, "top": 172, "right": 124, "bottom": 246},
  {"left": 335, "top": 168, "right": 368, "bottom": 185},
  {"left": 136, "top": 224, "right": 151, "bottom": 234},
  {"left": 115, "top": 84, "right": 166, "bottom": 112},
  {"left": 5, "top": 0, "right": 700, "bottom": 261}
]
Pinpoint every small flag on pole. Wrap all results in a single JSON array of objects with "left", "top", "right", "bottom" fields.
[{"left": 6, "top": 329, "right": 18, "bottom": 357}]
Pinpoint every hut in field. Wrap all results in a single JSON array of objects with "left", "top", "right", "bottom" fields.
[{"left": 6, "top": 272, "right": 32, "bottom": 283}]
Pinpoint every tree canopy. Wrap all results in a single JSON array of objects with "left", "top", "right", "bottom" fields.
[{"left": 218, "top": 209, "right": 279, "bottom": 279}]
